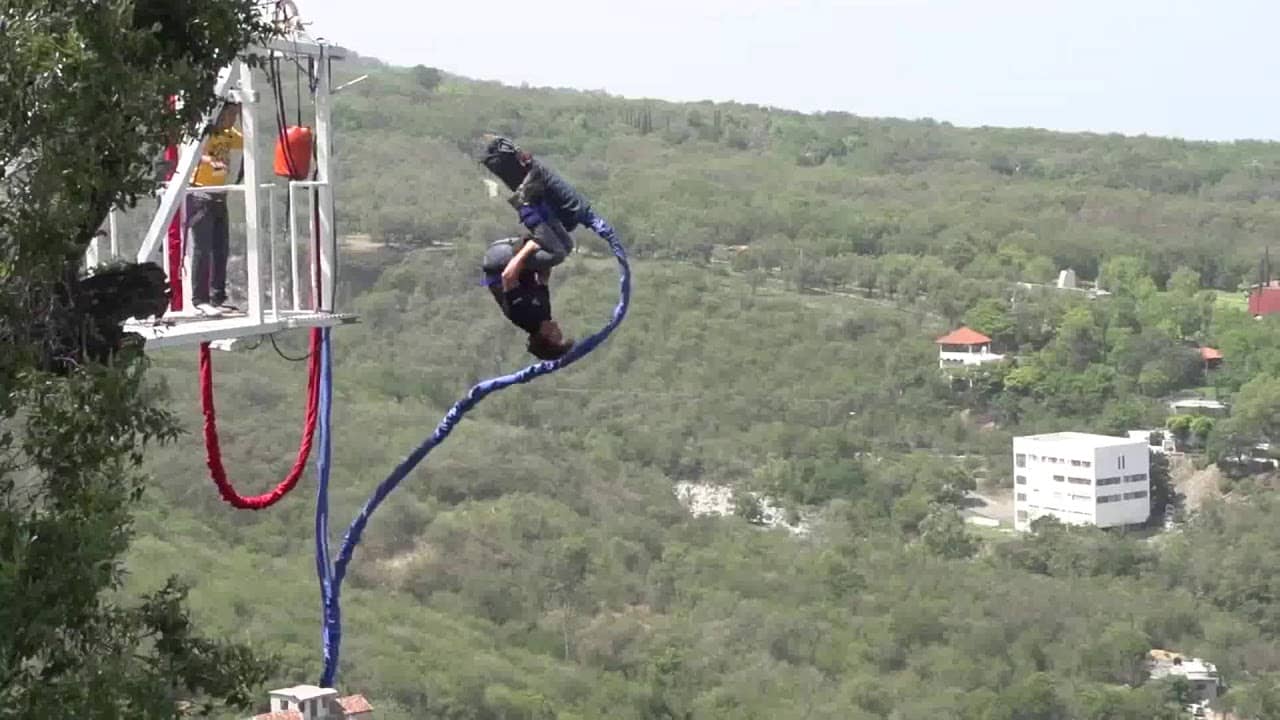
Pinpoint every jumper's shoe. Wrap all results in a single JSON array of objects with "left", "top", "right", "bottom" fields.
[{"left": 195, "top": 302, "right": 223, "bottom": 317}]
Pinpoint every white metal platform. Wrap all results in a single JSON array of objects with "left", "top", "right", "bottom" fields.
[
  {"left": 123, "top": 310, "right": 358, "bottom": 350},
  {"left": 87, "top": 7, "right": 361, "bottom": 352}
]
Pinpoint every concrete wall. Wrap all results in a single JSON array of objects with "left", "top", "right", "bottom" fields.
[{"left": 1093, "top": 443, "right": 1150, "bottom": 528}]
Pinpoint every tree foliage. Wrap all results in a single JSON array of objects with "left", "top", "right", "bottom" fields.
[{"left": 1, "top": 0, "right": 276, "bottom": 716}]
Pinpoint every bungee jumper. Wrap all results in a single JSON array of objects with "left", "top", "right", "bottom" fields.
[
  {"left": 481, "top": 237, "right": 573, "bottom": 360},
  {"left": 479, "top": 135, "right": 593, "bottom": 360},
  {"left": 319, "top": 170, "right": 633, "bottom": 689}
]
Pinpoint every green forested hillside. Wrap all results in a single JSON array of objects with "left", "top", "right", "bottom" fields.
[{"left": 123, "top": 57, "right": 1280, "bottom": 719}]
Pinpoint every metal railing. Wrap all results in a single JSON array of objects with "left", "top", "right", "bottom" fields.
[{"left": 87, "top": 179, "right": 331, "bottom": 321}]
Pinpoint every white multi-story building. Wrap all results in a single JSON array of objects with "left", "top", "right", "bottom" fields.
[{"left": 1013, "top": 432, "right": 1151, "bottom": 531}]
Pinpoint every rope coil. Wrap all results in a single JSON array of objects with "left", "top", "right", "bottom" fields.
[{"left": 199, "top": 327, "right": 322, "bottom": 509}]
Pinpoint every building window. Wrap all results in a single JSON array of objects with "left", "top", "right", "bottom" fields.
[
  {"left": 1016, "top": 453, "right": 1026, "bottom": 468},
  {"left": 1123, "top": 491, "right": 1148, "bottom": 500},
  {"left": 1097, "top": 494, "right": 1122, "bottom": 504},
  {"left": 1069, "top": 494, "right": 1090, "bottom": 501},
  {"left": 1016, "top": 475, "right": 1027, "bottom": 485},
  {"left": 1067, "top": 476, "right": 1090, "bottom": 485},
  {"left": 1118, "top": 455, "right": 1126, "bottom": 470},
  {"left": 1053, "top": 475, "right": 1065, "bottom": 482},
  {"left": 1124, "top": 473, "right": 1148, "bottom": 483},
  {"left": 1016, "top": 493, "right": 1027, "bottom": 501},
  {"left": 1016, "top": 511, "right": 1028, "bottom": 521},
  {"left": 1097, "top": 476, "right": 1122, "bottom": 486}
]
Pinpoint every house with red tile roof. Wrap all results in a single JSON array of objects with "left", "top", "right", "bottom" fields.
[
  {"left": 247, "top": 685, "right": 374, "bottom": 720},
  {"left": 335, "top": 695, "right": 373, "bottom": 718},
  {"left": 935, "top": 326, "right": 1005, "bottom": 369}
]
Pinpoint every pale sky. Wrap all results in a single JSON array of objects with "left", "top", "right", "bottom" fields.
[{"left": 299, "top": 0, "right": 1277, "bottom": 142}]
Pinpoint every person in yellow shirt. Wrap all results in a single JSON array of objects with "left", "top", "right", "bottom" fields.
[{"left": 188, "top": 103, "right": 243, "bottom": 316}]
